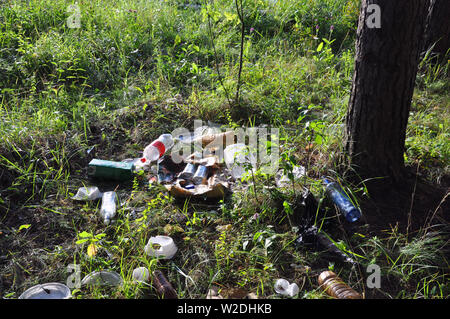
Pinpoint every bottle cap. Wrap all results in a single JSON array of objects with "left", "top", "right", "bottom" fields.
[{"left": 346, "top": 208, "right": 361, "bottom": 223}]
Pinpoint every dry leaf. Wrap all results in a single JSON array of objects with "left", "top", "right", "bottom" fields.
[
  {"left": 216, "top": 224, "right": 232, "bottom": 232},
  {"left": 87, "top": 243, "right": 98, "bottom": 257},
  {"left": 222, "top": 287, "right": 248, "bottom": 299},
  {"left": 164, "top": 224, "right": 184, "bottom": 235}
]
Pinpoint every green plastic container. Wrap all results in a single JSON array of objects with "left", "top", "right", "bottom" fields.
[{"left": 88, "top": 159, "right": 134, "bottom": 181}]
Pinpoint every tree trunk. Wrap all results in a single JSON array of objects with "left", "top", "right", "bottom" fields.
[
  {"left": 423, "top": 0, "right": 450, "bottom": 58},
  {"left": 345, "top": 0, "right": 428, "bottom": 182}
]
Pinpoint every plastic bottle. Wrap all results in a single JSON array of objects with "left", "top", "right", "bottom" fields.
[
  {"left": 318, "top": 271, "right": 362, "bottom": 299},
  {"left": 99, "top": 191, "right": 118, "bottom": 225},
  {"left": 152, "top": 270, "right": 178, "bottom": 299},
  {"left": 132, "top": 267, "right": 150, "bottom": 284},
  {"left": 323, "top": 178, "right": 361, "bottom": 222},
  {"left": 143, "top": 134, "right": 174, "bottom": 163}
]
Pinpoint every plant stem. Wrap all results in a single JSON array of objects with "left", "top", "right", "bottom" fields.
[
  {"left": 204, "top": 0, "right": 233, "bottom": 108},
  {"left": 235, "top": 0, "right": 245, "bottom": 107}
]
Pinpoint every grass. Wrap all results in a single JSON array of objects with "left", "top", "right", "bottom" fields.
[{"left": 0, "top": 0, "right": 449, "bottom": 299}]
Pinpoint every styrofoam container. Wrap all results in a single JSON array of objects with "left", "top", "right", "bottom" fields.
[
  {"left": 145, "top": 236, "right": 178, "bottom": 259},
  {"left": 18, "top": 283, "right": 71, "bottom": 299}
]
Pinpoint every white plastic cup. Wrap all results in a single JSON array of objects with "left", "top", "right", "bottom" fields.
[
  {"left": 145, "top": 236, "right": 178, "bottom": 259},
  {"left": 132, "top": 267, "right": 150, "bottom": 283}
]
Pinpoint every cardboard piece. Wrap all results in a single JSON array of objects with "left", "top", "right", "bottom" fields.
[
  {"left": 164, "top": 174, "right": 229, "bottom": 199},
  {"left": 194, "top": 131, "right": 235, "bottom": 148}
]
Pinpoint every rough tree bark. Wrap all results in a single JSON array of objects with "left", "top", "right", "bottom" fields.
[
  {"left": 344, "top": 0, "right": 429, "bottom": 183},
  {"left": 423, "top": 0, "right": 450, "bottom": 58}
]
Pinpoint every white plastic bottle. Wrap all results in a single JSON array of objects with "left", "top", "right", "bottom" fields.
[
  {"left": 99, "top": 191, "right": 118, "bottom": 225},
  {"left": 143, "top": 134, "right": 174, "bottom": 163}
]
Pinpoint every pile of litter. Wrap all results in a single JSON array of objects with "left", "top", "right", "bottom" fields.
[{"left": 19, "top": 124, "right": 364, "bottom": 299}]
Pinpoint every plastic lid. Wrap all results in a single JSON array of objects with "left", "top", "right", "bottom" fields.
[
  {"left": 81, "top": 271, "right": 123, "bottom": 287},
  {"left": 19, "top": 283, "right": 71, "bottom": 299}
]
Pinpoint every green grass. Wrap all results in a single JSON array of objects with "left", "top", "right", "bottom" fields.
[{"left": 0, "top": 0, "right": 449, "bottom": 299}]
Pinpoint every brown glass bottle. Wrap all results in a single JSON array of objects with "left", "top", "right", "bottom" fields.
[
  {"left": 152, "top": 270, "right": 178, "bottom": 299},
  {"left": 318, "top": 271, "right": 362, "bottom": 299}
]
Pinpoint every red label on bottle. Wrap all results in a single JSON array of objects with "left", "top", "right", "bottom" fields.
[{"left": 151, "top": 140, "right": 166, "bottom": 157}]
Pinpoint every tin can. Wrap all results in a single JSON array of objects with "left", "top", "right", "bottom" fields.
[
  {"left": 179, "top": 163, "right": 197, "bottom": 180},
  {"left": 192, "top": 165, "right": 208, "bottom": 185}
]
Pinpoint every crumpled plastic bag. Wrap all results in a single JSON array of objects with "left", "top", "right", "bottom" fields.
[
  {"left": 275, "top": 166, "right": 306, "bottom": 188},
  {"left": 274, "top": 279, "right": 299, "bottom": 297},
  {"left": 71, "top": 186, "right": 103, "bottom": 201},
  {"left": 295, "top": 225, "right": 358, "bottom": 265}
]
